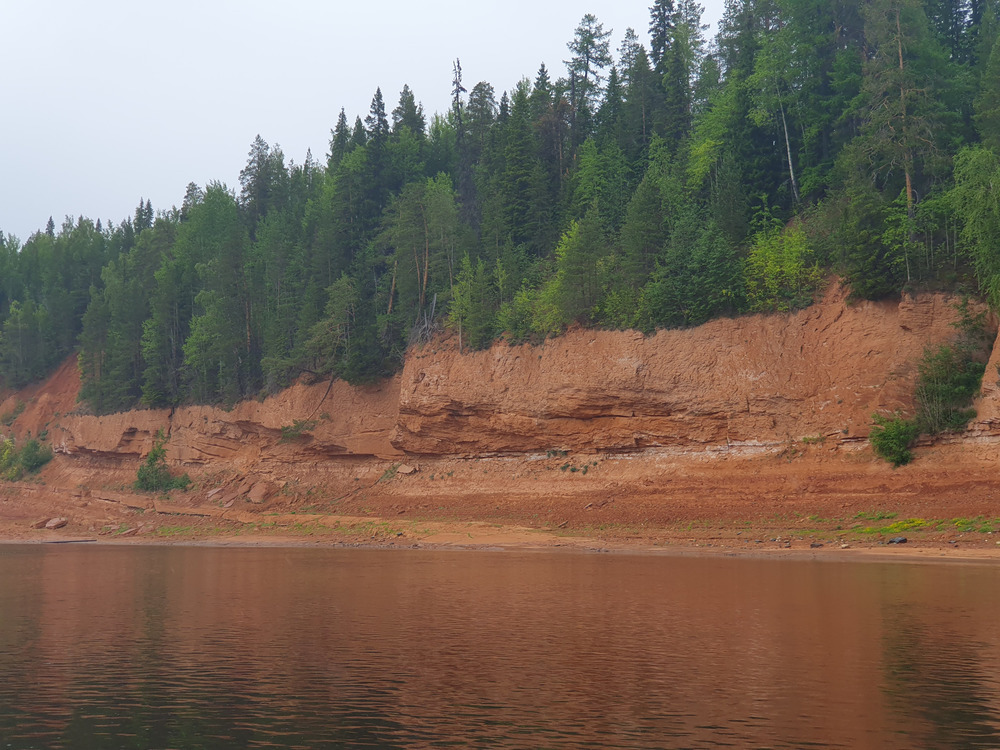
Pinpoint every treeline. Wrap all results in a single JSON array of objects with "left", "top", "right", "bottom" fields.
[{"left": 2, "top": 0, "right": 1000, "bottom": 413}]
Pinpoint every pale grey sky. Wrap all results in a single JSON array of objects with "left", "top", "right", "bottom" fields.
[{"left": 1, "top": 1, "right": 725, "bottom": 242}]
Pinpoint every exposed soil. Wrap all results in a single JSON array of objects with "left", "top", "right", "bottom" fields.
[{"left": 3, "top": 283, "right": 1000, "bottom": 562}]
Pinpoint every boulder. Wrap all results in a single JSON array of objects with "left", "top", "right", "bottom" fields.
[{"left": 246, "top": 482, "right": 273, "bottom": 504}]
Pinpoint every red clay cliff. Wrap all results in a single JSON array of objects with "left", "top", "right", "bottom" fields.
[{"left": 3, "top": 282, "right": 1000, "bottom": 557}]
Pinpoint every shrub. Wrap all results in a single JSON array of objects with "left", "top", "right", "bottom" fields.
[
  {"left": 0, "top": 435, "right": 54, "bottom": 480},
  {"left": 135, "top": 430, "right": 190, "bottom": 492},
  {"left": 496, "top": 286, "right": 537, "bottom": 345},
  {"left": 19, "top": 439, "right": 52, "bottom": 473},
  {"left": 914, "top": 344, "right": 985, "bottom": 433},
  {"left": 1, "top": 401, "right": 25, "bottom": 426},
  {"left": 871, "top": 300, "right": 992, "bottom": 466},
  {"left": 914, "top": 302, "right": 990, "bottom": 434},
  {"left": 279, "top": 419, "right": 318, "bottom": 443},
  {"left": 869, "top": 414, "right": 920, "bottom": 467},
  {"left": 744, "top": 223, "right": 822, "bottom": 312},
  {"left": 0, "top": 437, "right": 19, "bottom": 480}
]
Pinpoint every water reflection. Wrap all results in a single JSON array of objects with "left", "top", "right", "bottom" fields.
[
  {"left": 880, "top": 566, "right": 1000, "bottom": 749},
  {"left": 1, "top": 545, "right": 999, "bottom": 748}
]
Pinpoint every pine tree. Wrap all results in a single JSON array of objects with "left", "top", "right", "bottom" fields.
[
  {"left": 974, "top": 28, "right": 1000, "bottom": 147},
  {"left": 391, "top": 84, "right": 426, "bottom": 137},
  {"left": 327, "top": 108, "right": 352, "bottom": 172},
  {"left": 565, "top": 14, "right": 613, "bottom": 142},
  {"left": 649, "top": 0, "right": 677, "bottom": 73}
]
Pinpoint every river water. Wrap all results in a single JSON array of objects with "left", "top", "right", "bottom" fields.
[{"left": 2, "top": 545, "right": 1000, "bottom": 749}]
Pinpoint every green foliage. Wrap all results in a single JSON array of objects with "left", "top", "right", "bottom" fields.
[
  {"left": 1, "top": 400, "right": 25, "bottom": 426},
  {"left": 745, "top": 222, "right": 822, "bottom": 312},
  {"left": 19, "top": 439, "right": 53, "bottom": 474},
  {"left": 639, "top": 210, "right": 744, "bottom": 329},
  {"left": 952, "top": 147, "right": 1000, "bottom": 309},
  {"left": 914, "top": 344, "right": 984, "bottom": 433},
  {"left": 135, "top": 430, "right": 190, "bottom": 493},
  {"left": 541, "top": 207, "right": 608, "bottom": 329},
  {"left": 869, "top": 413, "right": 920, "bottom": 467},
  {"left": 305, "top": 273, "right": 359, "bottom": 375},
  {"left": 912, "top": 303, "right": 990, "bottom": 433},
  {"left": 0, "top": 4, "right": 990, "bottom": 404},
  {"left": 975, "top": 31, "right": 1000, "bottom": 149},
  {"left": 447, "top": 253, "right": 496, "bottom": 350},
  {"left": 0, "top": 435, "right": 53, "bottom": 480},
  {"left": 280, "top": 419, "right": 318, "bottom": 443},
  {"left": 496, "top": 285, "right": 540, "bottom": 344},
  {"left": 871, "top": 302, "right": 990, "bottom": 465}
]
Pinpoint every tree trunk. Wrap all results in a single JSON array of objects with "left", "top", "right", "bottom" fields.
[
  {"left": 387, "top": 260, "right": 397, "bottom": 315},
  {"left": 778, "top": 95, "right": 801, "bottom": 204}
]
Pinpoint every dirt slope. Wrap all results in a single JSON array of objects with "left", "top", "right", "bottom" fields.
[{"left": 2, "top": 282, "right": 1000, "bottom": 556}]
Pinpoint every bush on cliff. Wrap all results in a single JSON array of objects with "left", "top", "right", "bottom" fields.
[
  {"left": 913, "top": 302, "right": 991, "bottom": 435},
  {"left": 135, "top": 430, "right": 190, "bottom": 492},
  {"left": 0, "top": 436, "right": 53, "bottom": 480},
  {"left": 870, "top": 302, "right": 992, "bottom": 466},
  {"left": 869, "top": 414, "right": 920, "bottom": 467}
]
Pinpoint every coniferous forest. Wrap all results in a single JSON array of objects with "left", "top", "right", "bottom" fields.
[{"left": 2, "top": 0, "right": 1000, "bottom": 414}]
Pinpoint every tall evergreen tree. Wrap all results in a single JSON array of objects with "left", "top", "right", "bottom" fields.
[
  {"left": 565, "top": 13, "right": 614, "bottom": 141},
  {"left": 327, "top": 108, "right": 352, "bottom": 172},
  {"left": 391, "top": 84, "right": 426, "bottom": 136},
  {"left": 650, "top": 0, "right": 677, "bottom": 73}
]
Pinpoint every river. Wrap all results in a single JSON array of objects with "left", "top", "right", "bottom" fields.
[{"left": 2, "top": 544, "right": 999, "bottom": 748}]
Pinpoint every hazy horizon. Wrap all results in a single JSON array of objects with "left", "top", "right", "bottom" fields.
[{"left": 1, "top": 0, "right": 724, "bottom": 242}]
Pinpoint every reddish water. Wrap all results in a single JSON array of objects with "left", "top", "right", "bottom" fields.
[{"left": 2, "top": 545, "right": 1000, "bottom": 748}]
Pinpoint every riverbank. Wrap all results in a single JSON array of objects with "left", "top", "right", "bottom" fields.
[
  {"left": 2, "top": 286, "right": 999, "bottom": 561},
  {"left": 3, "top": 440, "right": 1000, "bottom": 562}
]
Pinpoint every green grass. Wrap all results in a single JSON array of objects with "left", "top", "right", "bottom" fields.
[
  {"left": 1, "top": 401, "right": 25, "bottom": 426},
  {"left": 856, "top": 518, "right": 936, "bottom": 534},
  {"left": 852, "top": 516, "right": 1000, "bottom": 535},
  {"left": 279, "top": 419, "right": 318, "bottom": 443},
  {"left": 853, "top": 510, "right": 898, "bottom": 522}
]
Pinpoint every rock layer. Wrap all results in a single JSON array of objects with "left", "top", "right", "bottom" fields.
[
  {"left": 0, "top": 284, "right": 993, "bottom": 467},
  {"left": 394, "top": 285, "right": 985, "bottom": 454}
]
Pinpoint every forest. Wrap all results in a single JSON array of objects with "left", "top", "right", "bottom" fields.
[{"left": 1, "top": 0, "right": 999, "bottom": 414}]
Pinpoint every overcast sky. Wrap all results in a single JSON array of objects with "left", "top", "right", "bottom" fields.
[{"left": 1, "top": 1, "right": 726, "bottom": 242}]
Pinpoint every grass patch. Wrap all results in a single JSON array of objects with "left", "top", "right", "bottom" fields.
[
  {"left": 153, "top": 525, "right": 195, "bottom": 537},
  {"left": 558, "top": 459, "right": 599, "bottom": 474},
  {"left": 857, "top": 518, "right": 940, "bottom": 535},
  {"left": 945, "top": 516, "right": 1000, "bottom": 533},
  {"left": 1, "top": 400, "right": 25, "bottom": 426},
  {"left": 853, "top": 510, "right": 898, "bottom": 522},
  {"left": 279, "top": 419, "right": 318, "bottom": 443}
]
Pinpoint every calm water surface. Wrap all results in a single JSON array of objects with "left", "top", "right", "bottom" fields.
[{"left": 2, "top": 544, "right": 1000, "bottom": 749}]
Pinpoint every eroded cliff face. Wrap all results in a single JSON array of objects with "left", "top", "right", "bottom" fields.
[
  {"left": 0, "top": 362, "right": 401, "bottom": 474},
  {"left": 0, "top": 284, "right": 993, "bottom": 469},
  {"left": 394, "top": 285, "right": 989, "bottom": 454}
]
